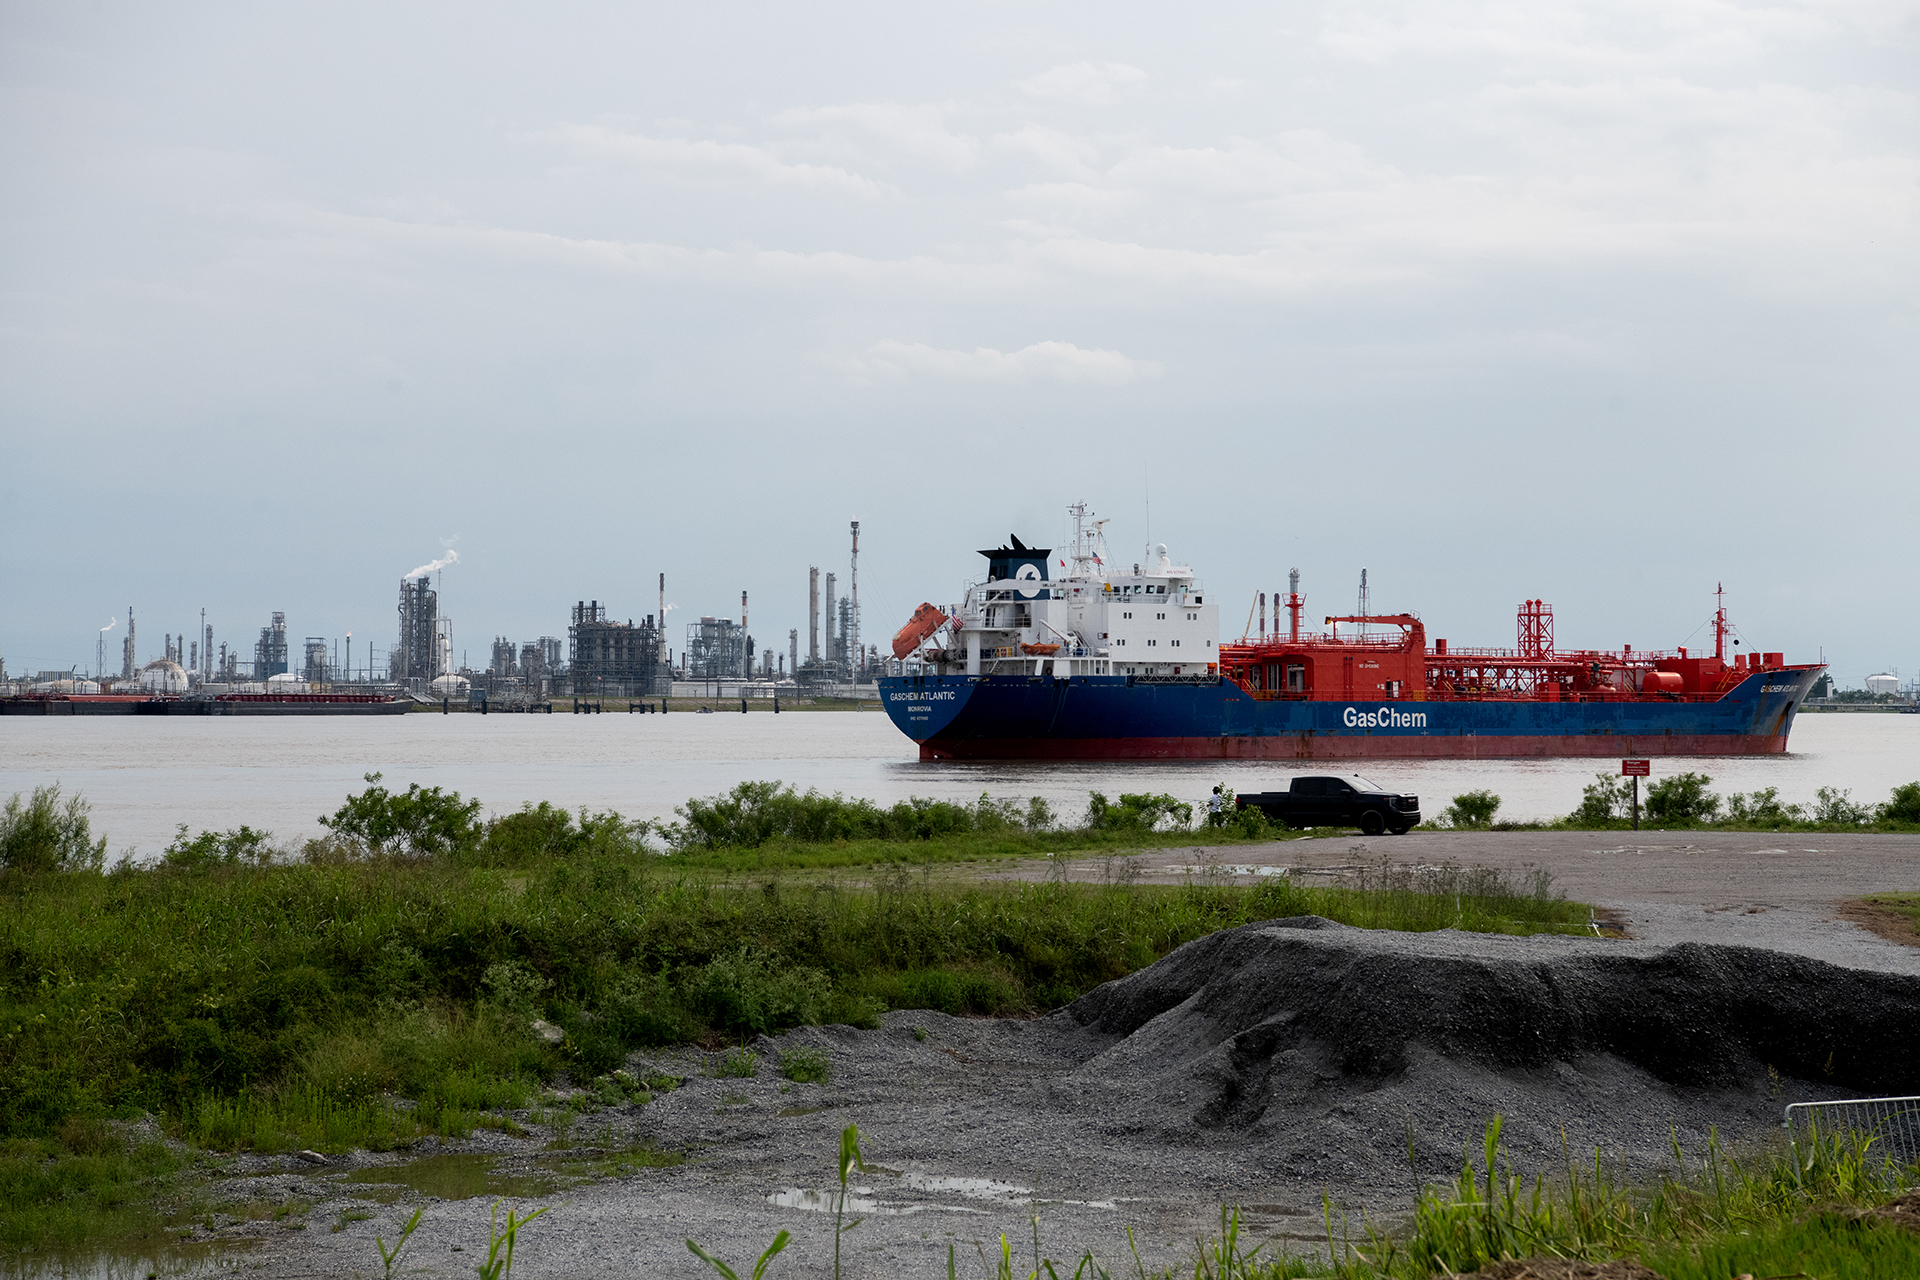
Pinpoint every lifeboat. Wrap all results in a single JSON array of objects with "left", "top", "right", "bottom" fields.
[
  {"left": 891, "top": 602, "right": 951, "bottom": 659},
  {"left": 1019, "top": 642, "right": 1061, "bottom": 656}
]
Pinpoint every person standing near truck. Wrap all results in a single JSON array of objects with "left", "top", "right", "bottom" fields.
[{"left": 1208, "top": 785, "right": 1225, "bottom": 827}]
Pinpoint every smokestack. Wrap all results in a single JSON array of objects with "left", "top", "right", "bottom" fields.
[
  {"left": 850, "top": 521, "right": 860, "bottom": 682},
  {"left": 658, "top": 573, "right": 666, "bottom": 661},
  {"left": 1288, "top": 568, "right": 1301, "bottom": 643},
  {"left": 742, "top": 591, "right": 750, "bottom": 679},
  {"left": 808, "top": 567, "right": 819, "bottom": 664},
  {"left": 825, "top": 574, "right": 837, "bottom": 670}
]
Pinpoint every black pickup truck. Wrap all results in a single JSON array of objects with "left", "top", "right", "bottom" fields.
[{"left": 1234, "top": 774, "right": 1421, "bottom": 835}]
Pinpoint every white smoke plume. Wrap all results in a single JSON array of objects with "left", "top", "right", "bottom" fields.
[
  {"left": 403, "top": 549, "right": 460, "bottom": 579},
  {"left": 662, "top": 602, "right": 679, "bottom": 613},
  {"left": 100, "top": 619, "right": 117, "bottom": 632}
]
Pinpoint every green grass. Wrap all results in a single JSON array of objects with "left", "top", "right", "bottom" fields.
[
  {"left": 0, "top": 841, "right": 1582, "bottom": 1153},
  {"left": 1298, "top": 1118, "right": 1920, "bottom": 1280},
  {"left": 0, "top": 1122, "right": 197, "bottom": 1257},
  {"left": 0, "top": 778, "right": 1583, "bottom": 1260}
]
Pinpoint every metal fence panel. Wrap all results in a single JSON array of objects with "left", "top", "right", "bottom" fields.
[{"left": 1784, "top": 1096, "right": 1920, "bottom": 1168}]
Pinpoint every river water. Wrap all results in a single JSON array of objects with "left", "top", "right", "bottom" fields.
[{"left": 1, "top": 710, "right": 1913, "bottom": 859}]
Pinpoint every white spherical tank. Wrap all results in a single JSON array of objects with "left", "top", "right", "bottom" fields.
[
  {"left": 429, "top": 674, "right": 471, "bottom": 699},
  {"left": 139, "top": 660, "right": 189, "bottom": 694},
  {"left": 1865, "top": 673, "right": 1900, "bottom": 697},
  {"left": 265, "top": 672, "right": 312, "bottom": 693}
]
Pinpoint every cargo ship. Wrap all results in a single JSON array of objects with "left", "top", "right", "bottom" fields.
[{"left": 877, "top": 504, "right": 1824, "bottom": 760}]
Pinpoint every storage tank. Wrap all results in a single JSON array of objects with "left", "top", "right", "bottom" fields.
[
  {"left": 138, "top": 660, "right": 189, "bottom": 694},
  {"left": 1865, "top": 673, "right": 1900, "bottom": 697},
  {"left": 429, "top": 674, "right": 471, "bottom": 699}
]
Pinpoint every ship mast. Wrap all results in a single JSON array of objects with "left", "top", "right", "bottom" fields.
[
  {"left": 1067, "top": 501, "right": 1107, "bottom": 580},
  {"left": 1713, "top": 582, "right": 1727, "bottom": 661}
]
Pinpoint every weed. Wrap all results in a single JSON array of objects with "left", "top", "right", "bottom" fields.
[
  {"left": 713, "top": 1047, "right": 760, "bottom": 1079},
  {"left": 779, "top": 1048, "right": 831, "bottom": 1084},
  {"left": 687, "top": 1227, "right": 791, "bottom": 1280},
  {"left": 835, "top": 1123, "right": 867, "bottom": 1279},
  {"left": 473, "top": 1199, "right": 548, "bottom": 1280},
  {"left": 374, "top": 1206, "right": 422, "bottom": 1278},
  {"left": 331, "top": 1207, "right": 374, "bottom": 1233}
]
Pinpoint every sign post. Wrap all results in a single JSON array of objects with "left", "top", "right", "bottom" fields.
[{"left": 1622, "top": 759, "right": 1650, "bottom": 830}]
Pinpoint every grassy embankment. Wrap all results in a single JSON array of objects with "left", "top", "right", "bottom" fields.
[
  {"left": 0, "top": 777, "right": 1583, "bottom": 1256},
  {"left": 1428, "top": 775, "right": 1920, "bottom": 835}
]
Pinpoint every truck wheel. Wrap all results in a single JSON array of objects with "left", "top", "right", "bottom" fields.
[{"left": 1359, "top": 811, "right": 1385, "bottom": 836}]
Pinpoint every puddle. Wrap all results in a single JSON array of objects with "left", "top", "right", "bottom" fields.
[
  {"left": 899, "top": 1173, "right": 1030, "bottom": 1201},
  {"left": 769, "top": 1172, "right": 1118, "bottom": 1217},
  {"left": 343, "top": 1152, "right": 557, "bottom": 1201},
  {"left": 2, "top": 1240, "right": 254, "bottom": 1280},
  {"left": 777, "top": 1105, "right": 826, "bottom": 1117},
  {"left": 767, "top": 1187, "right": 955, "bottom": 1216}
]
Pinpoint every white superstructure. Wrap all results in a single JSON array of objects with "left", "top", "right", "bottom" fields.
[{"left": 925, "top": 503, "right": 1220, "bottom": 680}]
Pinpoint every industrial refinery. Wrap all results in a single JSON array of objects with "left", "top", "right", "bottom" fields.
[{"left": 1, "top": 523, "right": 886, "bottom": 711}]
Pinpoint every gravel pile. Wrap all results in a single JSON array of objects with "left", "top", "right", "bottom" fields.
[{"left": 268, "top": 918, "right": 1920, "bottom": 1278}]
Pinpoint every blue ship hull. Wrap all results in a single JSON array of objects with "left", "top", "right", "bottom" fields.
[{"left": 879, "top": 666, "right": 1824, "bottom": 760}]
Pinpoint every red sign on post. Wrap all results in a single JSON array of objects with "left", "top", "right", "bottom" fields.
[{"left": 1622, "top": 759, "right": 1651, "bottom": 777}]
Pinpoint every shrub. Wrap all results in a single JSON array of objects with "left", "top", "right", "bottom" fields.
[
  {"left": 1228, "top": 803, "right": 1274, "bottom": 839},
  {"left": 1085, "top": 791, "right": 1193, "bottom": 833},
  {"left": 1568, "top": 773, "right": 1632, "bottom": 826},
  {"left": 1724, "top": 787, "right": 1800, "bottom": 826},
  {"left": 1885, "top": 782, "right": 1920, "bottom": 826},
  {"left": 1646, "top": 772, "right": 1720, "bottom": 824},
  {"left": 682, "top": 949, "right": 834, "bottom": 1036},
  {"left": 0, "top": 785, "right": 106, "bottom": 873},
  {"left": 318, "top": 773, "right": 482, "bottom": 860},
  {"left": 481, "top": 801, "right": 587, "bottom": 865},
  {"left": 161, "top": 824, "right": 275, "bottom": 869},
  {"left": 666, "top": 781, "right": 1048, "bottom": 850},
  {"left": 1812, "top": 786, "right": 1872, "bottom": 826},
  {"left": 1441, "top": 790, "right": 1501, "bottom": 830}
]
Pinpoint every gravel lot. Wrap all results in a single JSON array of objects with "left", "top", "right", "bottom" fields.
[{"left": 225, "top": 832, "right": 1920, "bottom": 1278}]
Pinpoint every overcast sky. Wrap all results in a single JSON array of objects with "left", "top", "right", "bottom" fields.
[{"left": 3, "top": 1, "right": 1916, "bottom": 683}]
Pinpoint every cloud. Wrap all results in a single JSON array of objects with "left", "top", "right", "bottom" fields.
[
  {"left": 1016, "top": 62, "right": 1148, "bottom": 106},
  {"left": 528, "top": 124, "right": 888, "bottom": 197},
  {"left": 840, "top": 340, "right": 1161, "bottom": 386},
  {"left": 993, "top": 126, "right": 1103, "bottom": 178},
  {"left": 773, "top": 102, "right": 979, "bottom": 170}
]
